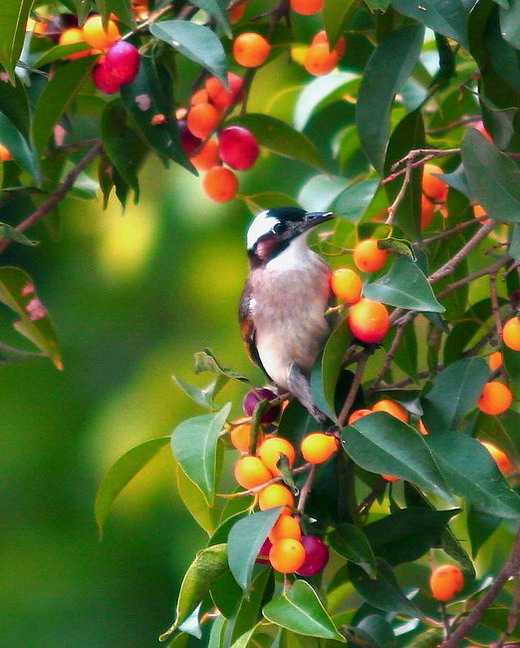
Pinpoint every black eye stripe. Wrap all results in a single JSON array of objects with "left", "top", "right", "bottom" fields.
[{"left": 273, "top": 222, "right": 287, "bottom": 234}]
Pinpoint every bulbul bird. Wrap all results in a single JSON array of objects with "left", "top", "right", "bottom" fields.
[{"left": 239, "top": 207, "right": 334, "bottom": 422}]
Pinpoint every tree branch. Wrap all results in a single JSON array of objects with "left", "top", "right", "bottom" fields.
[
  {"left": 337, "top": 353, "right": 369, "bottom": 427},
  {"left": 0, "top": 140, "right": 104, "bottom": 255}
]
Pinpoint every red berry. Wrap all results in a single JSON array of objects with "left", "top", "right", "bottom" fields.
[
  {"left": 243, "top": 388, "right": 281, "bottom": 423},
  {"left": 105, "top": 40, "right": 140, "bottom": 85},
  {"left": 296, "top": 535, "right": 329, "bottom": 576},
  {"left": 92, "top": 61, "right": 121, "bottom": 94},
  {"left": 218, "top": 126, "right": 260, "bottom": 170},
  {"left": 256, "top": 537, "right": 273, "bottom": 564},
  {"left": 178, "top": 119, "right": 202, "bottom": 156}
]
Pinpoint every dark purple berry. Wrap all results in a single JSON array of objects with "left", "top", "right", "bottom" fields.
[
  {"left": 218, "top": 126, "right": 260, "bottom": 170},
  {"left": 243, "top": 388, "right": 281, "bottom": 423},
  {"left": 179, "top": 119, "right": 202, "bottom": 156},
  {"left": 296, "top": 535, "right": 329, "bottom": 576},
  {"left": 105, "top": 41, "right": 140, "bottom": 85}
]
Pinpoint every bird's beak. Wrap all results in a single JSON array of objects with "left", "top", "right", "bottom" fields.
[{"left": 300, "top": 211, "right": 334, "bottom": 232}]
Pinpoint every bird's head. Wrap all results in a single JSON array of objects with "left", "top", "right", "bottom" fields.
[{"left": 246, "top": 207, "right": 334, "bottom": 267}]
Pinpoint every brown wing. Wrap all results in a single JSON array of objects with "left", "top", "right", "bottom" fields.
[{"left": 238, "top": 279, "right": 268, "bottom": 377}]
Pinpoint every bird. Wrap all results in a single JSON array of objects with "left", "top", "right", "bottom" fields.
[{"left": 239, "top": 206, "right": 334, "bottom": 422}]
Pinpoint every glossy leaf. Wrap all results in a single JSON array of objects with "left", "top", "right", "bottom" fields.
[
  {"left": 31, "top": 55, "right": 97, "bottom": 156},
  {"left": 243, "top": 192, "right": 299, "bottom": 213},
  {"left": 229, "top": 114, "right": 327, "bottom": 171},
  {"left": 328, "top": 523, "right": 377, "bottom": 578},
  {"left": 97, "top": 0, "right": 135, "bottom": 27},
  {"left": 171, "top": 403, "right": 230, "bottom": 505},
  {"left": 298, "top": 174, "right": 346, "bottom": 213},
  {"left": 348, "top": 560, "right": 423, "bottom": 618},
  {"left": 461, "top": 128, "right": 520, "bottom": 223},
  {"left": 350, "top": 615, "right": 396, "bottom": 648},
  {"left": 160, "top": 544, "right": 229, "bottom": 641},
  {"left": 294, "top": 72, "right": 358, "bottom": 131},
  {"left": 421, "top": 357, "right": 490, "bottom": 434},
  {"left": 177, "top": 465, "right": 215, "bottom": 535},
  {"left": 120, "top": 57, "right": 194, "bottom": 172},
  {"left": 335, "top": 179, "right": 380, "bottom": 223},
  {"left": 34, "top": 42, "right": 92, "bottom": 67},
  {"left": 323, "top": 0, "right": 357, "bottom": 49},
  {"left": 73, "top": 0, "right": 92, "bottom": 24},
  {"left": 364, "top": 508, "right": 458, "bottom": 566},
  {"left": 194, "top": 348, "right": 250, "bottom": 383},
  {"left": 173, "top": 375, "right": 227, "bottom": 410},
  {"left": 503, "top": 344, "right": 520, "bottom": 385},
  {"left": 227, "top": 568, "right": 271, "bottom": 644},
  {"left": 0, "top": 74, "right": 30, "bottom": 138},
  {"left": 500, "top": 0, "right": 520, "bottom": 50},
  {"left": 0, "top": 223, "right": 36, "bottom": 246},
  {"left": 467, "top": 505, "right": 502, "bottom": 558},
  {"left": 94, "top": 436, "right": 170, "bottom": 536},
  {"left": 0, "top": 0, "right": 34, "bottom": 79},
  {"left": 150, "top": 20, "right": 227, "bottom": 84},
  {"left": 425, "top": 432, "right": 520, "bottom": 519},
  {"left": 228, "top": 508, "right": 281, "bottom": 594},
  {"left": 192, "top": 0, "right": 232, "bottom": 38},
  {"left": 356, "top": 25, "right": 424, "bottom": 173},
  {"left": 0, "top": 266, "right": 62, "bottom": 369},
  {"left": 342, "top": 412, "right": 452, "bottom": 501},
  {"left": 0, "top": 112, "right": 38, "bottom": 178},
  {"left": 263, "top": 580, "right": 345, "bottom": 642},
  {"left": 364, "top": 256, "right": 445, "bottom": 312}
]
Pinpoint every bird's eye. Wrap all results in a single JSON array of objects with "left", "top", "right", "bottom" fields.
[{"left": 272, "top": 222, "right": 287, "bottom": 234}]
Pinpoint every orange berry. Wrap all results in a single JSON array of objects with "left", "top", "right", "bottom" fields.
[
  {"left": 422, "top": 163, "right": 448, "bottom": 204},
  {"left": 479, "top": 440, "right": 515, "bottom": 475},
  {"left": 202, "top": 166, "right": 238, "bottom": 203},
  {"left": 348, "top": 408, "right": 372, "bottom": 424},
  {"left": 190, "top": 138, "right": 221, "bottom": 172},
  {"left": 230, "top": 421, "right": 263, "bottom": 453},
  {"left": 269, "top": 538, "right": 306, "bottom": 573},
  {"left": 420, "top": 194, "right": 436, "bottom": 229},
  {"left": 229, "top": 2, "right": 247, "bottom": 23},
  {"left": 348, "top": 298, "right": 390, "bottom": 344},
  {"left": 488, "top": 350, "right": 503, "bottom": 372},
  {"left": 290, "top": 0, "right": 324, "bottom": 15},
  {"left": 419, "top": 420, "right": 429, "bottom": 436},
  {"left": 303, "top": 43, "right": 338, "bottom": 76},
  {"left": 0, "top": 143, "right": 12, "bottom": 161},
  {"left": 372, "top": 399, "right": 408, "bottom": 423},
  {"left": 82, "top": 15, "right": 120, "bottom": 51},
  {"left": 258, "top": 483, "right": 295, "bottom": 515},
  {"left": 234, "top": 455, "right": 272, "bottom": 490},
  {"left": 430, "top": 564, "right": 464, "bottom": 602},
  {"left": 233, "top": 32, "right": 271, "bottom": 68},
  {"left": 382, "top": 474, "right": 400, "bottom": 482},
  {"left": 473, "top": 204, "right": 489, "bottom": 222},
  {"left": 258, "top": 437, "right": 296, "bottom": 476},
  {"left": 503, "top": 316, "right": 520, "bottom": 351},
  {"left": 311, "top": 31, "right": 346, "bottom": 57},
  {"left": 59, "top": 27, "right": 91, "bottom": 59},
  {"left": 268, "top": 514, "right": 301, "bottom": 543},
  {"left": 353, "top": 239, "right": 388, "bottom": 273},
  {"left": 300, "top": 432, "right": 338, "bottom": 464},
  {"left": 190, "top": 88, "right": 209, "bottom": 105},
  {"left": 205, "top": 72, "right": 244, "bottom": 110},
  {"left": 330, "top": 268, "right": 362, "bottom": 304},
  {"left": 187, "top": 102, "right": 221, "bottom": 139},
  {"left": 477, "top": 381, "right": 513, "bottom": 416}
]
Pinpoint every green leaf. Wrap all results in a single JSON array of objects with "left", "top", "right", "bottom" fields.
[
  {"left": 348, "top": 560, "right": 423, "bottom": 618},
  {"left": 328, "top": 523, "right": 377, "bottom": 578},
  {"left": 0, "top": 340, "right": 42, "bottom": 364},
  {"left": 0, "top": 74, "right": 30, "bottom": 138},
  {"left": 364, "top": 256, "right": 445, "bottom": 312},
  {"left": 263, "top": 580, "right": 345, "bottom": 642},
  {"left": 31, "top": 55, "right": 97, "bottom": 156},
  {"left": 350, "top": 615, "right": 396, "bottom": 648},
  {"left": 228, "top": 508, "right": 281, "bottom": 593},
  {"left": 335, "top": 179, "right": 380, "bottom": 223},
  {"left": 227, "top": 568, "right": 271, "bottom": 643},
  {"left": 0, "top": 266, "right": 62, "bottom": 369},
  {"left": 294, "top": 72, "right": 358, "bottom": 131},
  {"left": 192, "top": 0, "right": 232, "bottom": 38},
  {"left": 33, "top": 42, "right": 92, "bottom": 67},
  {"left": 120, "top": 57, "right": 194, "bottom": 172},
  {"left": 391, "top": 0, "right": 471, "bottom": 49},
  {"left": 311, "top": 319, "right": 351, "bottom": 422},
  {"left": 467, "top": 505, "right": 502, "bottom": 558},
  {"left": 194, "top": 348, "right": 250, "bottom": 383},
  {"left": 150, "top": 20, "right": 227, "bottom": 84},
  {"left": 510, "top": 224, "right": 520, "bottom": 261},
  {"left": 364, "top": 508, "right": 459, "bottom": 566},
  {"left": 461, "top": 127, "right": 520, "bottom": 223},
  {"left": 0, "top": 222, "right": 36, "bottom": 246},
  {"left": 177, "top": 465, "right": 215, "bottom": 535},
  {"left": 323, "top": 0, "right": 358, "bottom": 49},
  {"left": 421, "top": 357, "right": 490, "bottom": 435},
  {"left": 73, "top": 0, "right": 93, "bottom": 24},
  {"left": 171, "top": 403, "right": 231, "bottom": 506},
  {"left": 243, "top": 192, "right": 299, "bottom": 213},
  {"left": 426, "top": 432, "right": 520, "bottom": 519},
  {"left": 160, "top": 544, "right": 229, "bottom": 641},
  {"left": 101, "top": 99, "right": 147, "bottom": 202},
  {"left": 342, "top": 412, "right": 452, "bottom": 501},
  {"left": 0, "top": 0, "right": 34, "bottom": 79},
  {"left": 499, "top": 0, "right": 520, "bottom": 49},
  {"left": 503, "top": 343, "right": 520, "bottom": 385},
  {"left": 94, "top": 436, "right": 170, "bottom": 537},
  {"left": 228, "top": 114, "right": 326, "bottom": 171},
  {"left": 0, "top": 112, "right": 38, "bottom": 178},
  {"left": 356, "top": 25, "right": 425, "bottom": 173},
  {"left": 298, "top": 174, "right": 347, "bottom": 213},
  {"left": 173, "top": 375, "right": 227, "bottom": 410},
  {"left": 98, "top": 0, "right": 135, "bottom": 27}
]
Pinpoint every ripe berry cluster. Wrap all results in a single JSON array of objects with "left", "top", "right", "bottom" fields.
[{"left": 228, "top": 388, "right": 337, "bottom": 574}]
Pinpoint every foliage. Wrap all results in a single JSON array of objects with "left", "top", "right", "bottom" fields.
[{"left": 2, "top": 0, "right": 520, "bottom": 647}]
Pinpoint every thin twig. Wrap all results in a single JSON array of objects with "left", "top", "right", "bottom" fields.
[
  {"left": 296, "top": 463, "right": 317, "bottom": 513},
  {"left": 0, "top": 141, "right": 104, "bottom": 255},
  {"left": 441, "top": 525, "right": 520, "bottom": 648},
  {"left": 369, "top": 325, "right": 406, "bottom": 392},
  {"left": 490, "top": 272, "right": 504, "bottom": 342},
  {"left": 385, "top": 155, "right": 413, "bottom": 225},
  {"left": 418, "top": 217, "right": 482, "bottom": 247},
  {"left": 337, "top": 353, "right": 369, "bottom": 427},
  {"left": 436, "top": 256, "right": 511, "bottom": 300}
]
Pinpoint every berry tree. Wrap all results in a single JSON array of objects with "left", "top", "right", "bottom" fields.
[{"left": 2, "top": 1, "right": 520, "bottom": 647}]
